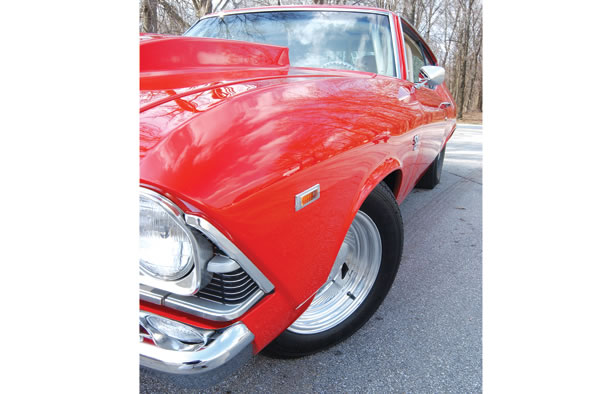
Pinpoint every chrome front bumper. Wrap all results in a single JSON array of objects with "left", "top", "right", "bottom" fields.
[{"left": 140, "top": 311, "right": 254, "bottom": 386}]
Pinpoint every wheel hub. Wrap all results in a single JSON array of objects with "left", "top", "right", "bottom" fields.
[{"left": 288, "top": 211, "right": 382, "bottom": 334}]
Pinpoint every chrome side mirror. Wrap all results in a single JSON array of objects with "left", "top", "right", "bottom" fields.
[{"left": 415, "top": 65, "right": 445, "bottom": 89}]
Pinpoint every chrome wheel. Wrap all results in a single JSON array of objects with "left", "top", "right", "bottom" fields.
[{"left": 288, "top": 211, "right": 382, "bottom": 334}]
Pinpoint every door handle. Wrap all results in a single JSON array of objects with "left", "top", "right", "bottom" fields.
[{"left": 439, "top": 102, "right": 451, "bottom": 109}]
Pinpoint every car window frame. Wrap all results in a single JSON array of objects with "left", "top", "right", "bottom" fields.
[{"left": 400, "top": 20, "right": 438, "bottom": 88}]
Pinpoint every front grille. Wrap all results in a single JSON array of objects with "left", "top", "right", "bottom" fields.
[{"left": 196, "top": 268, "right": 259, "bottom": 305}]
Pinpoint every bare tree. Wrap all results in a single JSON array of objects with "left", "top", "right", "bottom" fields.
[
  {"left": 141, "top": 0, "right": 158, "bottom": 33},
  {"left": 191, "top": 0, "right": 212, "bottom": 16},
  {"left": 455, "top": 0, "right": 474, "bottom": 119},
  {"left": 466, "top": 3, "right": 481, "bottom": 111}
]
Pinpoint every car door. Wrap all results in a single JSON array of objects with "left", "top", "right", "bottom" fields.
[{"left": 402, "top": 29, "right": 449, "bottom": 176}]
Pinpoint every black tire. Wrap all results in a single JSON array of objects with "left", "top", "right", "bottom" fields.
[
  {"left": 263, "top": 182, "right": 403, "bottom": 358},
  {"left": 417, "top": 145, "right": 446, "bottom": 189}
]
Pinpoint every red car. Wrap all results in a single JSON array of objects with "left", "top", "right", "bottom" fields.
[{"left": 139, "top": 5, "right": 456, "bottom": 387}]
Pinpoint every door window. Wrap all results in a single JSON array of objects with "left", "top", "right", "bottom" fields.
[{"left": 403, "top": 33, "right": 425, "bottom": 83}]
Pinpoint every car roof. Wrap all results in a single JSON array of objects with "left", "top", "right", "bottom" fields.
[{"left": 204, "top": 5, "right": 394, "bottom": 18}]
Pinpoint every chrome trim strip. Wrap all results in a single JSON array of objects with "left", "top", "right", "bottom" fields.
[
  {"left": 397, "top": 13, "right": 409, "bottom": 81},
  {"left": 165, "top": 290, "right": 265, "bottom": 322},
  {"left": 140, "top": 285, "right": 169, "bottom": 306},
  {"left": 140, "top": 313, "right": 254, "bottom": 375},
  {"left": 140, "top": 285, "right": 265, "bottom": 321},
  {"left": 185, "top": 215, "right": 275, "bottom": 294},
  {"left": 202, "top": 7, "right": 392, "bottom": 19},
  {"left": 388, "top": 13, "right": 401, "bottom": 79},
  {"left": 139, "top": 188, "right": 213, "bottom": 296}
]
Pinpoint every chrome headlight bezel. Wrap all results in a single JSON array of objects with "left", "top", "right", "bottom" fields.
[{"left": 139, "top": 187, "right": 213, "bottom": 296}]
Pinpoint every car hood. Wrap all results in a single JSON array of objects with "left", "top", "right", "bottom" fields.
[
  {"left": 140, "top": 34, "right": 296, "bottom": 110},
  {"left": 140, "top": 34, "right": 376, "bottom": 159},
  {"left": 140, "top": 34, "right": 373, "bottom": 111}
]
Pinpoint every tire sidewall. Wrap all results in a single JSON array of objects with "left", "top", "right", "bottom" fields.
[{"left": 435, "top": 145, "right": 446, "bottom": 183}]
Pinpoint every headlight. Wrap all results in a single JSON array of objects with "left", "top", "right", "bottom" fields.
[
  {"left": 139, "top": 188, "right": 213, "bottom": 295},
  {"left": 139, "top": 193, "right": 194, "bottom": 280}
]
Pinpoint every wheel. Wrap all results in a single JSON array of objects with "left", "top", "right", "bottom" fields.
[
  {"left": 263, "top": 182, "right": 403, "bottom": 358},
  {"left": 417, "top": 145, "right": 446, "bottom": 189}
]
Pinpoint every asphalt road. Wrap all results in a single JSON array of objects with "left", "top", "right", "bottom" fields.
[{"left": 141, "top": 124, "right": 483, "bottom": 394}]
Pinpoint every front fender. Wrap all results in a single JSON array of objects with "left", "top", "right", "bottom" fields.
[{"left": 140, "top": 75, "right": 420, "bottom": 351}]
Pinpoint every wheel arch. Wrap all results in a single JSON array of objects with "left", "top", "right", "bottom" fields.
[
  {"left": 349, "top": 158, "right": 403, "bottom": 224},
  {"left": 382, "top": 168, "right": 403, "bottom": 199}
]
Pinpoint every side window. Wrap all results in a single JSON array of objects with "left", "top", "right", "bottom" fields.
[
  {"left": 422, "top": 48, "right": 435, "bottom": 66},
  {"left": 403, "top": 33, "right": 425, "bottom": 83}
]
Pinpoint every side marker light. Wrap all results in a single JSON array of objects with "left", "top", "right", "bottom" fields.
[{"left": 295, "top": 184, "right": 320, "bottom": 211}]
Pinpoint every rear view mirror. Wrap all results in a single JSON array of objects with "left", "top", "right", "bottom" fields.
[{"left": 416, "top": 65, "right": 445, "bottom": 89}]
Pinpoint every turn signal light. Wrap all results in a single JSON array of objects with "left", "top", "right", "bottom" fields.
[{"left": 295, "top": 184, "right": 320, "bottom": 211}]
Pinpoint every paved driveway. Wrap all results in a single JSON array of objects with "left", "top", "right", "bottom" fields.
[{"left": 141, "top": 124, "right": 483, "bottom": 393}]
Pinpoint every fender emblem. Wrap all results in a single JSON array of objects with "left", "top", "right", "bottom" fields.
[
  {"left": 295, "top": 184, "right": 320, "bottom": 211},
  {"left": 413, "top": 135, "right": 420, "bottom": 151}
]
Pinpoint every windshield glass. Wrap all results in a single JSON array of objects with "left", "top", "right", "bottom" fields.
[{"left": 185, "top": 11, "right": 396, "bottom": 77}]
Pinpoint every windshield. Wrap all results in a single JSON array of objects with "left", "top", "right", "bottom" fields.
[{"left": 185, "top": 11, "right": 396, "bottom": 77}]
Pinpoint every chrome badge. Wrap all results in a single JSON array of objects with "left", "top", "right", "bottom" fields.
[{"left": 412, "top": 134, "right": 421, "bottom": 151}]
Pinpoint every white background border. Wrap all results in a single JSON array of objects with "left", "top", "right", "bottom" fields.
[{"left": 1, "top": 0, "right": 599, "bottom": 392}]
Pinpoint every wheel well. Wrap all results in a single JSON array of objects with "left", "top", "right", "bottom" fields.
[{"left": 382, "top": 169, "right": 402, "bottom": 197}]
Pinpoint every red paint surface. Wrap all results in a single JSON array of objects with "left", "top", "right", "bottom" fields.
[{"left": 140, "top": 6, "right": 456, "bottom": 353}]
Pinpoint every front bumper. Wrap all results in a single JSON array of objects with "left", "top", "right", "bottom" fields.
[{"left": 140, "top": 311, "right": 254, "bottom": 386}]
